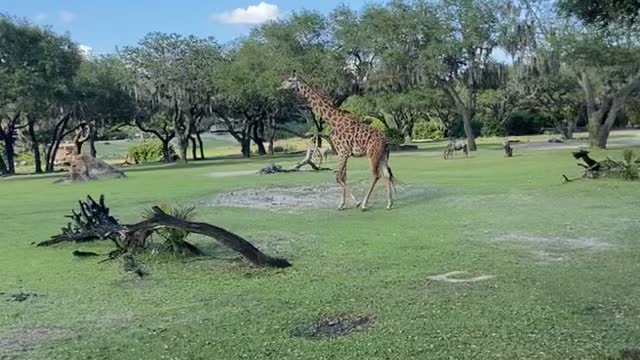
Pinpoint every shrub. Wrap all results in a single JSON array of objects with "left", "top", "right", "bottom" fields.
[
  {"left": 504, "top": 111, "right": 548, "bottom": 136},
  {"left": 449, "top": 117, "right": 482, "bottom": 138},
  {"left": 413, "top": 119, "right": 444, "bottom": 140},
  {"left": 143, "top": 204, "right": 202, "bottom": 256},
  {"left": 15, "top": 152, "right": 34, "bottom": 165},
  {"left": 622, "top": 150, "right": 639, "bottom": 180},
  {"left": 384, "top": 127, "right": 405, "bottom": 146},
  {"left": 128, "top": 141, "right": 176, "bottom": 163}
]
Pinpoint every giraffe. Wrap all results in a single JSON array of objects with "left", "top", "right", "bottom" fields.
[{"left": 281, "top": 72, "right": 396, "bottom": 210}]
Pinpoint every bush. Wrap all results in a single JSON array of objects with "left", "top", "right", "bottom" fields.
[
  {"left": 449, "top": 117, "right": 482, "bottom": 139},
  {"left": 384, "top": 127, "right": 405, "bottom": 146},
  {"left": 504, "top": 111, "right": 548, "bottom": 136},
  {"left": 128, "top": 141, "right": 177, "bottom": 163},
  {"left": 15, "top": 152, "right": 34, "bottom": 165},
  {"left": 413, "top": 119, "right": 444, "bottom": 140},
  {"left": 477, "top": 113, "right": 507, "bottom": 137},
  {"left": 622, "top": 150, "right": 639, "bottom": 180}
]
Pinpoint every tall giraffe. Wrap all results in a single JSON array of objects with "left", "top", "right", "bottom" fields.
[{"left": 281, "top": 72, "right": 396, "bottom": 210}]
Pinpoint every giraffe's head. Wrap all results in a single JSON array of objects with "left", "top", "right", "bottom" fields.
[{"left": 279, "top": 71, "right": 301, "bottom": 91}]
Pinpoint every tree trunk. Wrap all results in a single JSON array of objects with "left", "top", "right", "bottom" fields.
[
  {"left": 565, "top": 115, "right": 577, "bottom": 140},
  {"left": 190, "top": 135, "right": 197, "bottom": 160},
  {"left": 161, "top": 140, "right": 172, "bottom": 162},
  {"left": 73, "top": 126, "right": 90, "bottom": 155},
  {"left": 251, "top": 122, "right": 267, "bottom": 155},
  {"left": 0, "top": 151, "right": 7, "bottom": 175},
  {"left": 3, "top": 136, "right": 15, "bottom": 175},
  {"left": 27, "top": 116, "right": 43, "bottom": 174},
  {"left": 461, "top": 110, "right": 477, "bottom": 151},
  {"left": 268, "top": 128, "right": 277, "bottom": 156},
  {"left": 196, "top": 132, "right": 205, "bottom": 160},
  {"left": 593, "top": 78, "right": 640, "bottom": 149},
  {"left": 45, "top": 113, "right": 74, "bottom": 172},
  {"left": 89, "top": 127, "right": 98, "bottom": 158},
  {"left": 0, "top": 114, "right": 20, "bottom": 175},
  {"left": 241, "top": 138, "right": 251, "bottom": 158}
]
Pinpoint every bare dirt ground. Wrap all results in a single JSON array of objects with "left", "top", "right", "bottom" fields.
[
  {"left": 427, "top": 271, "right": 495, "bottom": 283},
  {"left": 205, "top": 182, "right": 439, "bottom": 210},
  {"left": 290, "top": 314, "right": 374, "bottom": 339},
  {"left": 0, "top": 327, "right": 65, "bottom": 356},
  {"left": 512, "top": 129, "right": 640, "bottom": 152},
  {"left": 492, "top": 233, "right": 616, "bottom": 264}
]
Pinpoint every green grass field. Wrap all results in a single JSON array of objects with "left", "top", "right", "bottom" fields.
[{"left": 1, "top": 138, "right": 639, "bottom": 359}]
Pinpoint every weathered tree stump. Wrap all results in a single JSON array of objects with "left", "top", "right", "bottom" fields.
[
  {"left": 58, "top": 154, "right": 126, "bottom": 183},
  {"left": 37, "top": 195, "right": 291, "bottom": 270}
]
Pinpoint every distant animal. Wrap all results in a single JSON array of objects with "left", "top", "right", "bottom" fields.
[
  {"left": 503, "top": 141, "right": 513, "bottom": 157},
  {"left": 443, "top": 140, "right": 468, "bottom": 159}
]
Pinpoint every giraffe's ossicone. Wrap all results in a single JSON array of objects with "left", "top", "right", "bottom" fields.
[{"left": 281, "top": 72, "right": 397, "bottom": 210}]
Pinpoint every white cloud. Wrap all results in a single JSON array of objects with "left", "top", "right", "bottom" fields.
[
  {"left": 34, "top": 13, "right": 48, "bottom": 22},
  {"left": 78, "top": 44, "right": 93, "bottom": 58},
  {"left": 59, "top": 10, "right": 76, "bottom": 23},
  {"left": 212, "top": 2, "right": 280, "bottom": 25}
]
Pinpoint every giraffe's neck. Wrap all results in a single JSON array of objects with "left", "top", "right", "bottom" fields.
[{"left": 295, "top": 80, "right": 344, "bottom": 128}]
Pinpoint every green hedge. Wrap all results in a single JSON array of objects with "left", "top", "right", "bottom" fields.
[{"left": 128, "top": 141, "right": 177, "bottom": 163}]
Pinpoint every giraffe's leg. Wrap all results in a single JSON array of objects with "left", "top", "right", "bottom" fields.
[
  {"left": 337, "top": 158, "right": 360, "bottom": 208},
  {"left": 359, "top": 153, "right": 382, "bottom": 211},
  {"left": 382, "top": 165, "right": 393, "bottom": 210},
  {"left": 336, "top": 156, "right": 349, "bottom": 210}
]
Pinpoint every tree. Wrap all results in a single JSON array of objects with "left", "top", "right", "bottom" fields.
[
  {"left": 558, "top": 0, "right": 640, "bottom": 27},
  {"left": 121, "top": 33, "right": 221, "bottom": 163},
  {"left": 212, "top": 37, "right": 306, "bottom": 158},
  {"left": 427, "top": 0, "right": 507, "bottom": 151},
  {"left": 74, "top": 57, "right": 136, "bottom": 157},
  {"left": 504, "top": 0, "right": 640, "bottom": 148},
  {"left": 0, "top": 15, "right": 81, "bottom": 173}
]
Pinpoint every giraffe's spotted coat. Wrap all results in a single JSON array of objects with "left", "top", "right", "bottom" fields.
[{"left": 282, "top": 74, "right": 395, "bottom": 210}]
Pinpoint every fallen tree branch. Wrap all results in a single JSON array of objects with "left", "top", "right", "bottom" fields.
[{"left": 37, "top": 195, "right": 291, "bottom": 270}]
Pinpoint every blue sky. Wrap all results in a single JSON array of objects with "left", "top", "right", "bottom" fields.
[{"left": 3, "top": 1, "right": 382, "bottom": 55}]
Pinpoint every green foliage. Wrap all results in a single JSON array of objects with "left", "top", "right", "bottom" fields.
[
  {"left": 621, "top": 150, "right": 639, "bottom": 180},
  {"left": 128, "top": 141, "right": 176, "bottom": 163},
  {"left": 413, "top": 119, "right": 444, "bottom": 140},
  {"left": 558, "top": 0, "right": 640, "bottom": 26},
  {"left": 14, "top": 152, "right": 34, "bottom": 165},
  {"left": 476, "top": 113, "right": 507, "bottom": 137},
  {"left": 504, "top": 111, "right": 547, "bottom": 136},
  {"left": 143, "top": 204, "right": 201, "bottom": 256},
  {"left": 383, "top": 127, "right": 404, "bottom": 145}
]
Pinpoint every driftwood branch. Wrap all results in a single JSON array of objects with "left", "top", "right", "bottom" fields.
[{"left": 38, "top": 195, "right": 291, "bottom": 269}]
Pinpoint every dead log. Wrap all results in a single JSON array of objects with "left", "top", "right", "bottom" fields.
[
  {"left": 38, "top": 195, "right": 291, "bottom": 269},
  {"left": 146, "top": 206, "right": 291, "bottom": 268},
  {"left": 563, "top": 150, "right": 639, "bottom": 182}
]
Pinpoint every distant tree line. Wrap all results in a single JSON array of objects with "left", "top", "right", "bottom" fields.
[{"left": 1, "top": 0, "right": 639, "bottom": 175}]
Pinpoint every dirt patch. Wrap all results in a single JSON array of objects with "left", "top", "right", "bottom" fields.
[
  {"left": 6, "top": 292, "right": 38, "bottom": 302},
  {"left": 115, "top": 277, "right": 153, "bottom": 289},
  {"left": 615, "top": 348, "right": 640, "bottom": 360},
  {"left": 447, "top": 193, "right": 536, "bottom": 209},
  {"left": 207, "top": 170, "right": 257, "bottom": 178},
  {"left": 528, "top": 250, "right": 566, "bottom": 263},
  {"left": 0, "top": 327, "right": 64, "bottom": 355},
  {"left": 427, "top": 271, "right": 495, "bottom": 283},
  {"left": 495, "top": 233, "right": 614, "bottom": 251},
  {"left": 206, "top": 182, "right": 437, "bottom": 210},
  {"left": 291, "top": 314, "right": 374, "bottom": 339}
]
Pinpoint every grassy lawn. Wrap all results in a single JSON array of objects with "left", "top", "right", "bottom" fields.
[{"left": 1, "top": 141, "right": 639, "bottom": 359}]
